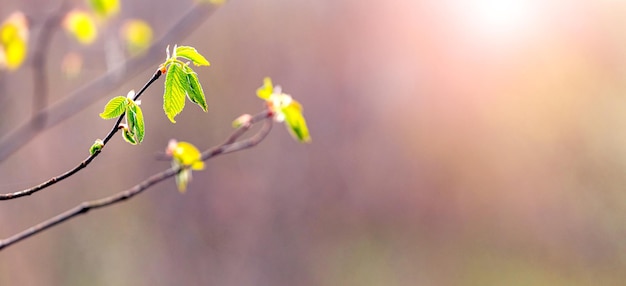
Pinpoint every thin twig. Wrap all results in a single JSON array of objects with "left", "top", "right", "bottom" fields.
[
  {"left": 0, "top": 3, "right": 218, "bottom": 162},
  {"left": 0, "top": 112, "right": 273, "bottom": 251},
  {"left": 0, "top": 70, "right": 162, "bottom": 200}
]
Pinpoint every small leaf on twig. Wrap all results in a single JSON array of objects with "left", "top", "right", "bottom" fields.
[
  {"left": 256, "top": 77, "right": 273, "bottom": 100},
  {"left": 163, "top": 63, "right": 187, "bottom": 123},
  {"left": 127, "top": 101, "right": 145, "bottom": 143},
  {"left": 282, "top": 100, "right": 311, "bottom": 143},
  {"left": 256, "top": 77, "right": 312, "bottom": 143},
  {"left": 99, "top": 96, "right": 127, "bottom": 119},
  {"left": 121, "top": 125, "right": 137, "bottom": 145},
  {"left": 89, "top": 139, "right": 104, "bottom": 155},
  {"left": 183, "top": 65, "right": 208, "bottom": 112},
  {"left": 175, "top": 46, "right": 210, "bottom": 66}
]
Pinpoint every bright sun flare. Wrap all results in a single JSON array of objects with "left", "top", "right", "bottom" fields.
[{"left": 464, "top": 0, "right": 539, "bottom": 40}]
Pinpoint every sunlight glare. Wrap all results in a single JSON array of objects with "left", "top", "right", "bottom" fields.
[{"left": 466, "top": 0, "right": 539, "bottom": 40}]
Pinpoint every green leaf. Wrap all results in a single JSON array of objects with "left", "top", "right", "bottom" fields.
[
  {"left": 175, "top": 46, "right": 210, "bottom": 66},
  {"left": 121, "top": 127, "right": 137, "bottom": 145},
  {"left": 89, "top": 139, "right": 104, "bottom": 155},
  {"left": 183, "top": 65, "right": 208, "bottom": 112},
  {"left": 163, "top": 63, "right": 187, "bottom": 123},
  {"left": 282, "top": 100, "right": 311, "bottom": 143},
  {"left": 99, "top": 96, "right": 127, "bottom": 119},
  {"left": 127, "top": 101, "right": 145, "bottom": 143}
]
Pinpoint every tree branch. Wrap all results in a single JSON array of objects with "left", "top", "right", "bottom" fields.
[
  {"left": 31, "top": 1, "right": 70, "bottom": 124},
  {"left": 0, "top": 70, "right": 162, "bottom": 200},
  {"left": 0, "top": 3, "right": 218, "bottom": 162},
  {"left": 0, "top": 111, "right": 273, "bottom": 251}
]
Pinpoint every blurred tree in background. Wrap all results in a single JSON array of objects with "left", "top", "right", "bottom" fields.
[{"left": 3, "top": 0, "right": 626, "bottom": 285}]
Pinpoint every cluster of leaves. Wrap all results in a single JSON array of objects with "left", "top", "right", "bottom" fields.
[
  {"left": 0, "top": 0, "right": 314, "bottom": 251},
  {"left": 97, "top": 45, "right": 310, "bottom": 190},
  {"left": 166, "top": 77, "right": 311, "bottom": 191},
  {"left": 96, "top": 45, "right": 211, "bottom": 191},
  {"left": 97, "top": 45, "right": 210, "bottom": 148},
  {"left": 99, "top": 90, "right": 145, "bottom": 145},
  {"left": 160, "top": 45, "right": 210, "bottom": 123},
  {"left": 256, "top": 77, "right": 311, "bottom": 143}
]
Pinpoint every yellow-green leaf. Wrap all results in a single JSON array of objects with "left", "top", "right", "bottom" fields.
[
  {"left": 183, "top": 65, "right": 208, "bottom": 112},
  {"left": 87, "top": 0, "right": 120, "bottom": 19},
  {"left": 99, "top": 96, "right": 127, "bottom": 119},
  {"left": 257, "top": 77, "right": 273, "bottom": 100},
  {"left": 0, "top": 12, "right": 29, "bottom": 71},
  {"left": 63, "top": 10, "right": 97, "bottom": 45},
  {"left": 282, "top": 100, "right": 311, "bottom": 143},
  {"left": 163, "top": 63, "right": 187, "bottom": 123},
  {"left": 121, "top": 127, "right": 137, "bottom": 145},
  {"left": 175, "top": 46, "right": 210, "bottom": 66},
  {"left": 121, "top": 19, "right": 152, "bottom": 55},
  {"left": 172, "top": 141, "right": 205, "bottom": 170},
  {"left": 89, "top": 139, "right": 104, "bottom": 155},
  {"left": 127, "top": 101, "right": 145, "bottom": 143}
]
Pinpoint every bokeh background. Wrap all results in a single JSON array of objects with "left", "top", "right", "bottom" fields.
[{"left": 2, "top": 0, "right": 626, "bottom": 285}]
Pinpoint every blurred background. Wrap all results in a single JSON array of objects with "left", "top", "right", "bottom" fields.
[{"left": 2, "top": 0, "right": 626, "bottom": 284}]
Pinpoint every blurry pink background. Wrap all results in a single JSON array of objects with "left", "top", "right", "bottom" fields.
[{"left": 2, "top": 0, "right": 626, "bottom": 285}]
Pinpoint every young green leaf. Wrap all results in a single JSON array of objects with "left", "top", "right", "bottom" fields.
[
  {"left": 99, "top": 96, "right": 127, "bottom": 119},
  {"left": 183, "top": 65, "right": 208, "bottom": 112},
  {"left": 282, "top": 100, "right": 311, "bottom": 143},
  {"left": 127, "top": 101, "right": 145, "bottom": 143},
  {"left": 163, "top": 63, "right": 187, "bottom": 123},
  {"left": 89, "top": 139, "right": 104, "bottom": 155},
  {"left": 121, "top": 127, "right": 137, "bottom": 145},
  {"left": 175, "top": 46, "right": 210, "bottom": 66}
]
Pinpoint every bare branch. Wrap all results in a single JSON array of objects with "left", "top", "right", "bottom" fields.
[
  {"left": 0, "top": 111, "right": 273, "bottom": 251},
  {"left": 0, "top": 70, "right": 162, "bottom": 200},
  {"left": 0, "top": 3, "right": 218, "bottom": 162}
]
